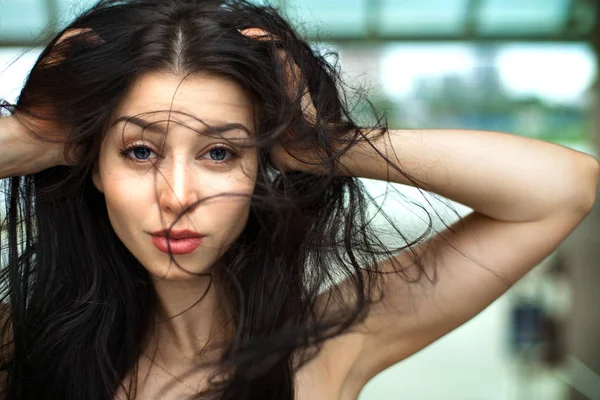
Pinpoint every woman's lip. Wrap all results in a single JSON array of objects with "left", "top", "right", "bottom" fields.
[
  {"left": 151, "top": 229, "right": 204, "bottom": 239},
  {"left": 151, "top": 235, "right": 203, "bottom": 255}
]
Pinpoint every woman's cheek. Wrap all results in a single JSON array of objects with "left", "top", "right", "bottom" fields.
[{"left": 103, "top": 177, "right": 150, "bottom": 230}]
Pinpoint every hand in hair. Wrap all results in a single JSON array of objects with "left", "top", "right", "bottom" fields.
[
  {"left": 238, "top": 27, "right": 322, "bottom": 173},
  {"left": 7, "top": 28, "right": 104, "bottom": 172}
]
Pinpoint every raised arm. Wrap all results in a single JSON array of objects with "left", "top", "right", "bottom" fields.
[
  {"left": 290, "top": 128, "right": 599, "bottom": 397},
  {"left": 0, "top": 116, "right": 64, "bottom": 179},
  {"left": 0, "top": 29, "right": 95, "bottom": 179},
  {"left": 340, "top": 128, "right": 600, "bottom": 219},
  {"left": 345, "top": 128, "right": 598, "bottom": 386}
]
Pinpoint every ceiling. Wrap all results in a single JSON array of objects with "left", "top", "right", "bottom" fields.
[{"left": 0, "top": 0, "right": 598, "bottom": 46}]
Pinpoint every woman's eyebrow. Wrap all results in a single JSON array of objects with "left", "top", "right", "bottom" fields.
[{"left": 111, "top": 115, "right": 252, "bottom": 136}]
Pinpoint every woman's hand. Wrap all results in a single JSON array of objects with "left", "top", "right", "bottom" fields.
[
  {"left": 5, "top": 28, "right": 101, "bottom": 174},
  {"left": 238, "top": 28, "right": 319, "bottom": 173},
  {"left": 9, "top": 109, "right": 74, "bottom": 169},
  {"left": 0, "top": 116, "right": 66, "bottom": 178}
]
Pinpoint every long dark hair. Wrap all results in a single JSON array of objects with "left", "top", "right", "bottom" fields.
[{"left": 0, "top": 0, "right": 442, "bottom": 398}]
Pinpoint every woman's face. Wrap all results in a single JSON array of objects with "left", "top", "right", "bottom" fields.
[{"left": 93, "top": 71, "right": 258, "bottom": 280}]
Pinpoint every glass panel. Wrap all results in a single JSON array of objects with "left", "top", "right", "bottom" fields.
[
  {"left": 284, "top": 0, "right": 368, "bottom": 38},
  {"left": 569, "top": 0, "right": 597, "bottom": 35},
  {"left": 0, "top": 0, "right": 48, "bottom": 40},
  {"left": 379, "top": 42, "right": 595, "bottom": 143},
  {"left": 478, "top": 0, "right": 569, "bottom": 34},
  {"left": 380, "top": 0, "right": 468, "bottom": 35}
]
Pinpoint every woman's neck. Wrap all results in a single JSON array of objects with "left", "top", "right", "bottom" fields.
[{"left": 148, "top": 273, "right": 234, "bottom": 366}]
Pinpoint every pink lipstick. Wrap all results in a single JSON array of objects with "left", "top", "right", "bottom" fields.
[{"left": 150, "top": 229, "right": 205, "bottom": 255}]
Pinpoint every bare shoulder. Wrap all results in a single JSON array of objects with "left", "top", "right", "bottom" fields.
[
  {"left": 299, "top": 282, "right": 376, "bottom": 400},
  {"left": 293, "top": 321, "right": 366, "bottom": 400}
]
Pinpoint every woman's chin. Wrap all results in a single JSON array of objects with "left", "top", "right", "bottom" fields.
[{"left": 146, "top": 264, "right": 212, "bottom": 282}]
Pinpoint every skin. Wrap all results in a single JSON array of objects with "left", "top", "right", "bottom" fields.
[{"left": 92, "top": 70, "right": 258, "bottom": 367}]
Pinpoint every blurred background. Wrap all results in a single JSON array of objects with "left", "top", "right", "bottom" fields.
[{"left": 1, "top": 0, "right": 599, "bottom": 399}]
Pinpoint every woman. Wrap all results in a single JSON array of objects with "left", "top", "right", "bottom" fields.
[{"left": 0, "top": 0, "right": 598, "bottom": 399}]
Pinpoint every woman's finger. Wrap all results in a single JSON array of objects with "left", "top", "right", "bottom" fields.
[
  {"left": 240, "top": 27, "right": 317, "bottom": 125},
  {"left": 237, "top": 28, "right": 280, "bottom": 41},
  {"left": 41, "top": 28, "right": 105, "bottom": 67}
]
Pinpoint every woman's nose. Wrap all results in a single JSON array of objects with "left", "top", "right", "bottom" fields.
[{"left": 157, "top": 158, "right": 200, "bottom": 215}]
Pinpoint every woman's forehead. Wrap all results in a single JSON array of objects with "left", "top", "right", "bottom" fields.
[{"left": 113, "top": 71, "right": 255, "bottom": 129}]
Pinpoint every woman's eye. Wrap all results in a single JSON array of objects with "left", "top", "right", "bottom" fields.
[
  {"left": 200, "top": 146, "right": 238, "bottom": 163},
  {"left": 121, "top": 145, "right": 158, "bottom": 162}
]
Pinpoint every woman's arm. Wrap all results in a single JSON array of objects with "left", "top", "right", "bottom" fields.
[
  {"left": 0, "top": 30, "right": 93, "bottom": 180},
  {"left": 0, "top": 116, "right": 64, "bottom": 179},
  {"left": 309, "top": 129, "right": 599, "bottom": 392},
  {"left": 338, "top": 128, "right": 599, "bottom": 221}
]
